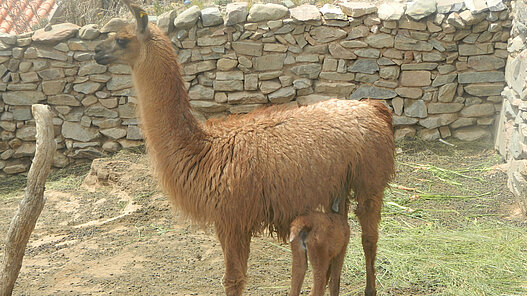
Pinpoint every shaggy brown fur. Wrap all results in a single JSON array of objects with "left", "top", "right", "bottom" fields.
[
  {"left": 94, "top": 2, "right": 395, "bottom": 295},
  {"left": 289, "top": 212, "right": 351, "bottom": 296}
]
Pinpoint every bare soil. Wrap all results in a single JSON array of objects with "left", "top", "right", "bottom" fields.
[{"left": 0, "top": 139, "right": 524, "bottom": 296}]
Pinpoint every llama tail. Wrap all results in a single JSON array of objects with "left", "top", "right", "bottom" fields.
[{"left": 289, "top": 216, "right": 312, "bottom": 243}]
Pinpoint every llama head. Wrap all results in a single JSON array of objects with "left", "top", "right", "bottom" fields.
[{"left": 94, "top": 0, "right": 153, "bottom": 67}]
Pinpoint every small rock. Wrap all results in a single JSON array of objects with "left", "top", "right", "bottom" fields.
[
  {"left": 406, "top": 0, "right": 437, "bottom": 20},
  {"left": 78, "top": 24, "right": 100, "bottom": 40},
  {"left": 174, "top": 6, "right": 201, "bottom": 30}
]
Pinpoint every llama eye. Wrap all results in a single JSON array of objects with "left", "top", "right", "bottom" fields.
[{"left": 116, "top": 38, "right": 129, "bottom": 47}]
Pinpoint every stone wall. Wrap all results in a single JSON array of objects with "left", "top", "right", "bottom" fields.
[
  {"left": 496, "top": 0, "right": 527, "bottom": 215},
  {"left": 0, "top": 0, "right": 512, "bottom": 175}
]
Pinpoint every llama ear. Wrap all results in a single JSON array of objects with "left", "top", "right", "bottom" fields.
[
  {"left": 130, "top": 4, "right": 150, "bottom": 37},
  {"left": 121, "top": 0, "right": 150, "bottom": 38}
]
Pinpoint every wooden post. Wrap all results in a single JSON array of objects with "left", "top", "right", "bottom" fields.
[{"left": 0, "top": 105, "right": 56, "bottom": 296}]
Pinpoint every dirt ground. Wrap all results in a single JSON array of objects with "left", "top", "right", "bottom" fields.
[{"left": 0, "top": 138, "right": 524, "bottom": 296}]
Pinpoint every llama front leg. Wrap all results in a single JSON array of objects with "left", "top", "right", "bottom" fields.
[
  {"left": 355, "top": 196, "right": 382, "bottom": 296},
  {"left": 215, "top": 224, "right": 252, "bottom": 296},
  {"left": 289, "top": 238, "right": 308, "bottom": 296}
]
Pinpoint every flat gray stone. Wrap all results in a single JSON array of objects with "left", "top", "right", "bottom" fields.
[
  {"left": 465, "top": 0, "right": 488, "bottom": 14},
  {"left": 100, "top": 18, "right": 129, "bottom": 33},
  {"left": 432, "top": 74, "right": 457, "bottom": 87},
  {"left": 85, "top": 105, "right": 118, "bottom": 118},
  {"left": 107, "top": 75, "right": 133, "bottom": 91},
  {"left": 78, "top": 24, "right": 100, "bottom": 40},
  {"left": 428, "top": 102, "right": 464, "bottom": 114},
  {"left": 253, "top": 54, "right": 286, "bottom": 71},
  {"left": 467, "top": 55, "right": 505, "bottom": 71},
  {"left": 406, "top": 0, "right": 437, "bottom": 20},
  {"left": 310, "top": 27, "right": 347, "bottom": 43},
  {"left": 419, "top": 113, "right": 458, "bottom": 129},
  {"left": 314, "top": 82, "right": 356, "bottom": 97},
  {"left": 291, "top": 63, "right": 322, "bottom": 79},
  {"left": 228, "top": 91, "right": 267, "bottom": 104},
  {"left": 464, "top": 83, "right": 504, "bottom": 96},
  {"left": 290, "top": 4, "right": 321, "bottom": 22},
  {"left": 460, "top": 103, "right": 496, "bottom": 117},
  {"left": 189, "top": 85, "right": 214, "bottom": 100},
  {"left": 400, "top": 71, "right": 431, "bottom": 87},
  {"left": 248, "top": 3, "right": 289, "bottom": 22},
  {"left": 348, "top": 59, "right": 379, "bottom": 74},
  {"left": 201, "top": 7, "right": 223, "bottom": 27},
  {"left": 62, "top": 121, "right": 99, "bottom": 142},
  {"left": 184, "top": 60, "right": 216, "bottom": 75},
  {"left": 3, "top": 91, "right": 45, "bottom": 105},
  {"left": 174, "top": 6, "right": 201, "bottom": 30},
  {"left": 232, "top": 41, "right": 263, "bottom": 56},
  {"left": 487, "top": 0, "right": 507, "bottom": 11},
  {"left": 438, "top": 83, "right": 458, "bottom": 102},
  {"left": 339, "top": 2, "right": 377, "bottom": 17},
  {"left": 393, "top": 115, "right": 419, "bottom": 126},
  {"left": 225, "top": 2, "right": 249, "bottom": 26},
  {"left": 404, "top": 99, "right": 428, "bottom": 118},
  {"left": 453, "top": 126, "right": 490, "bottom": 141},
  {"left": 320, "top": 4, "right": 347, "bottom": 20},
  {"left": 78, "top": 63, "right": 107, "bottom": 76},
  {"left": 349, "top": 85, "right": 396, "bottom": 100},
  {"left": 32, "top": 23, "right": 80, "bottom": 44},
  {"left": 48, "top": 94, "right": 80, "bottom": 106},
  {"left": 329, "top": 43, "right": 357, "bottom": 59},
  {"left": 459, "top": 43, "right": 494, "bottom": 56},
  {"left": 458, "top": 71, "right": 505, "bottom": 84},
  {"left": 365, "top": 33, "right": 394, "bottom": 48},
  {"left": 394, "top": 35, "right": 433, "bottom": 51},
  {"left": 101, "top": 128, "right": 127, "bottom": 140},
  {"left": 268, "top": 87, "right": 295, "bottom": 103},
  {"left": 378, "top": 2, "right": 405, "bottom": 20}
]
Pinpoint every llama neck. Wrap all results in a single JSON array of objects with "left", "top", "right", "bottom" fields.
[{"left": 133, "top": 50, "right": 207, "bottom": 160}]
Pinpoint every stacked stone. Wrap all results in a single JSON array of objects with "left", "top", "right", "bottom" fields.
[
  {"left": 0, "top": 0, "right": 513, "bottom": 175},
  {"left": 0, "top": 22, "right": 141, "bottom": 174},
  {"left": 170, "top": 0, "right": 511, "bottom": 142},
  {"left": 496, "top": 0, "right": 527, "bottom": 214}
]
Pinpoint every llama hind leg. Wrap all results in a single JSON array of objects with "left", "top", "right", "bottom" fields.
[
  {"left": 328, "top": 247, "right": 347, "bottom": 296},
  {"left": 355, "top": 194, "right": 382, "bottom": 296},
  {"left": 308, "top": 247, "right": 330, "bottom": 296},
  {"left": 289, "top": 238, "right": 308, "bottom": 296},
  {"left": 215, "top": 224, "right": 251, "bottom": 296}
]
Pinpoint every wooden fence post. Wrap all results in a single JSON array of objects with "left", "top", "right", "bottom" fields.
[{"left": 0, "top": 104, "right": 56, "bottom": 296}]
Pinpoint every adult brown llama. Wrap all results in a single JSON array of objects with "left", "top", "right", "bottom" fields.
[
  {"left": 289, "top": 211, "right": 351, "bottom": 296},
  {"left": 94, "top": 1, "right": 395, "bottom": 295}
]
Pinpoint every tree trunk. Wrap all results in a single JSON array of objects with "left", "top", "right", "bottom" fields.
[{"left": 0, "top": 105, "right": 56, "bottom": 296}]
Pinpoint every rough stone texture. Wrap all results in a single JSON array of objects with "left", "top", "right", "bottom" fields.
[
  {"left": 349, "top": 85, "right": 397, "bottom": 100},
  {"left": 378, "top": 2, "right": 405, "bottom": 20},
  {"left": 32, "top": 23, "right": 80, "bottom": 44},
  {"left": 339, "top": 2, "right": 377, "bottom": 17},
  {"left": 0, "top": 0, "right": 515, "bottom": 175},
  {"left": 248, "top": 4, "right": 289, "bottom": 22},
  {"left": 289, "top": 4, "right": 321, "bottom": 22},
  {"left": 201, "top": 7, "right": 223, "bottom": 27},
  {"left": 62, "top": 121, "right": 99, "bottom": 142},
  {"left": 400, "top": 71, "right": 431, "bottom": 87},
  {"left": 406, "top": 0, "right": 438, "bottom": 20},
  {"left": 100, "top": 18, "right": 129, "bottom": 33},
  {"left": 174, "top": 6, "right": 201, "bottom": 30},
  {"left": 453, "top": 126, "right": 490, "bottom": 141},
  {"left": 225, "top": 2, "right": 249, "bottom": 26}
]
